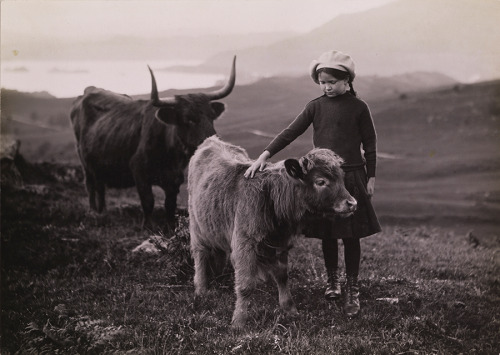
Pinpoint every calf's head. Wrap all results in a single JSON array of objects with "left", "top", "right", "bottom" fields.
[
  {"left": 148, "top": 56, "right": 236, "bottom": 151},
  {"left": 285, "top": 148, "right": 357, "bottom": 217}
]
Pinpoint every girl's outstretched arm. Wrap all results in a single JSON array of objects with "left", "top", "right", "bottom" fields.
[{"left": 244, "top": 151, "right": 271, "bottom": 178}]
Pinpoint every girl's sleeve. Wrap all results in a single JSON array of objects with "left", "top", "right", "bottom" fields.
[
  {"left": 264, "top": 103, "right": 314, "bottom": 157},
  {"left": 360, "top": 104, "right": 377, "bottom": 178}
]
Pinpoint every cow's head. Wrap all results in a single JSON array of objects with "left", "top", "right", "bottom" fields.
[
  {"left": 285, "top": 148, "right": 357, "bottom": 217},
  {"left": 148, "top": 56, "right": 236, "bottom": 151}
]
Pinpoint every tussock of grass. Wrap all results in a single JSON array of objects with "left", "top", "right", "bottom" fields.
[{"left": 1, "top": 164, "right": 499, "bottom": 354}]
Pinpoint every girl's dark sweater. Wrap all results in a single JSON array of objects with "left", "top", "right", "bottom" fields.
[{"left": 265, "top": 93, "right": 377, "bottom": 178}]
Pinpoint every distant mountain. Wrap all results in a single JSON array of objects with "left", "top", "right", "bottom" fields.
[
  {"left": 0, "top": 32, "right": 295, "bottom": 62},
  {"left": 349, "top": 71, "right": 458, "bottom": 100},
  {"left": 203, "top": 0, "right": 500, "bottom": 82},
  {"left": 153, "top": 71, "right": 458, "bottom": 103},
  {"left": 0, "top": 70, "right": 457, "bottom": 140},
  {"left": 5, "top": 90, "right": 57, "bottom": 100}
]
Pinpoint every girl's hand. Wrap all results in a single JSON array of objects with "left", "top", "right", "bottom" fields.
[
  {"left": 244, "top": 151, "right": 270, "bottom": 178},
  {"left": 367, "top": 177, "right": 375, "bottom": 197}
]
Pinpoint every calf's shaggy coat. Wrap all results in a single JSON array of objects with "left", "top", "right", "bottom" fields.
[{"left": 188, "top": 136, "right": 357, "bottom": 328}]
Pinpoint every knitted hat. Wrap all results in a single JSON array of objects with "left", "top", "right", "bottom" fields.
[{"left": 309, "top": 50, "right": 356, "bottom": 84}]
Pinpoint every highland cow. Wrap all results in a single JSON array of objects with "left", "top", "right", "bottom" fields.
[{"left": 188, "top": 136, "right": 357, "bottom": 328}]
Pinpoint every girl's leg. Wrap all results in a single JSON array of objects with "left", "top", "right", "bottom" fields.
[
  {"left": 343, "top": 238, "right": 360, "bottom": 277},
  {"left": 343, "top": 238, "right": 361, "bottom": 316},
  {"left": 322, "top": 238, "right": 341, "bottom": 300}
]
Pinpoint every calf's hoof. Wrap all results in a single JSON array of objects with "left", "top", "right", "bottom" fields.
[
  {"left": 231, "top": 314, "right": 247, "bottom": 330},
  {"left": 194, "top": 287, "right": 208, "bottom": 297},
  {"left": 287, "top": 305, "right": 299, "bottom": 316},
  {"left": 281, "top": 299, "right": 298, "bottom": 315},
  {"left": 231, "top": 322, "right": 245, "bottom": 331}
]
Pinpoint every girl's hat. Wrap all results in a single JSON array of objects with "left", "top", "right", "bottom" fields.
[{"left": 309, "top": 50, "right": 356, "bottom": 84}]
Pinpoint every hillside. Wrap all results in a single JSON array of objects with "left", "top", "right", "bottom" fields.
[
  {"left": 1, "top": 77, "right": 499, "bottom": 237},
  {"left": 0, "top": 70, "right": 457, "bottom": 141}
]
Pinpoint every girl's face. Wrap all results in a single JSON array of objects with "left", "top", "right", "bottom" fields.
[{"left": 318, "top": 71, "right": 348, "bottom": 98}]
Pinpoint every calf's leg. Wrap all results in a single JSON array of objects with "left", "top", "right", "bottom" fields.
[
  {"left": 270, "top": 250, "right": 297, "bottom": 314},
  {"left": 192, "top": 246, "right": 210, "bottom": 295},
  {"left": 231, "top": 242, "right": 257, "bottom": 329}
]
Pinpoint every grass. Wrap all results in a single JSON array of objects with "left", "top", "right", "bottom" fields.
[
  {"left": 1, "top": 163, "right": 499, "bottom": 354},
  {"left": 1, "top": 80, "right": 499, "bottom": 353}
]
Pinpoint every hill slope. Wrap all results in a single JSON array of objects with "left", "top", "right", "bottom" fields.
[{"left": 1, "top": 78, "right": 499, "bottom": 231}]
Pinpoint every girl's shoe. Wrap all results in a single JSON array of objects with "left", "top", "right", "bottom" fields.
[
  {"left": 324, "top": 271, "right": 342, "bottom": 300},
  {"left": 344, "top": 275, "right": 360, "bottom": 317}
]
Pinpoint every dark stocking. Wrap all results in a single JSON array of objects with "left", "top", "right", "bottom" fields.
[
  {"left": 322, "top": 238, "right": 338, "bottom": 272},
  {"left": 343, "top": 238, "right": 361, "bottom": 277}
]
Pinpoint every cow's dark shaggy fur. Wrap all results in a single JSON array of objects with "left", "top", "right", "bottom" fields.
[
  {"left": 69, "top": 61, "right": 235, "bottom": 230},
  {"left": 188, "top": 136, "right": 357, "bottom": 329}
]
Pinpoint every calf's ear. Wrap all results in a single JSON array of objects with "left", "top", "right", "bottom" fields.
[
  {"left": 155, "top": 107, "right": 181, "bottom": 126},
  {"left": 301, "top": 157, "right": 312, "bottom": 172},
  {"left": 285, "top": 159, "right": 304, "bottom": 180},
  {"left": 210, "top": 102, "right": 226, "bottom": 120}
]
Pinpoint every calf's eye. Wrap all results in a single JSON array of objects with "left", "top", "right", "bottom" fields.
[{"left": 315, "top": 179, "right": 327, "bottom": 187}]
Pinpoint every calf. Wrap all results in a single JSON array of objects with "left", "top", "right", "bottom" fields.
[{"left": 188, "top": 136, "right": 357, "bottom": 328}]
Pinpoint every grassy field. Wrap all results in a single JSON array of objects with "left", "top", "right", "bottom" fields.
[
  {"left": 1, "top": 78, "right": 500, "bottom": 353},
  {"left": 1, "top": 162, "right": 499, "bottom": 354}
]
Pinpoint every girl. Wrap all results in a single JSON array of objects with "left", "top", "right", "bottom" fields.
[{"left": 244, "top": 50, "right": 381, "bottom": 317}]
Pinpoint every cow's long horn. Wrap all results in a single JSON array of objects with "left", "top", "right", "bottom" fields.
[
  {"left": 205, "top": 56, "right": 236, "bottom": 101},
  {"left": 148, "top": 66, "right": 176, "bottom": 106}
]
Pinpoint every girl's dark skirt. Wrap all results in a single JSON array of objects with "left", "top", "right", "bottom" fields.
[{"left": 303, "top": 168, "right": 381, "bottom": 240}]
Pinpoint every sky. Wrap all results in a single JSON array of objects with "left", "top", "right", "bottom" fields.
[{"left": 2, "top": 0, "right": 397, "bottom": 40}]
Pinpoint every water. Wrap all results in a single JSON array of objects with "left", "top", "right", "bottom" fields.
[{"left": 1, "top": 60, "right": 225, "bottom": 98}]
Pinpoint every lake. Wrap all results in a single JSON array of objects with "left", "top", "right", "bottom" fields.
[{"left": 1, "top": 60, "right": 224, "bottom": 98}]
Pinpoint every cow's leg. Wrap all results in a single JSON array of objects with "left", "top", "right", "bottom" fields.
[
  {"left": 84, "top": 171, "right": 106, "bottom": 212},
  {"left": 79, "top": 151, "right": 97, "bottom": 211},
  {"left": 137, "top": 182, "right": 154, "bottom": 228},
  {"left": 161, "top": 181, "right": 181, "bottom": 232},
  {"left": 84, "top": 173, "right": 97, "bottom": 211},
  {"left": 94, "top": 180, "right": 106, "bottom": 213},
  {"left": 231, "top": 241, "right": 257, "bottom": 329},
  {"left": 130, "top": 156, "right": 154, "bottom": 228},
  {"left": 270, "top": 250, "right": 298, "bottom": 315}
]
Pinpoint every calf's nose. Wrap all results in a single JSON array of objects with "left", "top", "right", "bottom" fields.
[{"left": 347, "top": 198, "right": 357, "bottom": 211}]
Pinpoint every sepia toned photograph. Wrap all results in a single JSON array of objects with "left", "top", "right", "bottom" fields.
[{"left": 1, "top": 0, "right": 499, "bottom": 353}]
